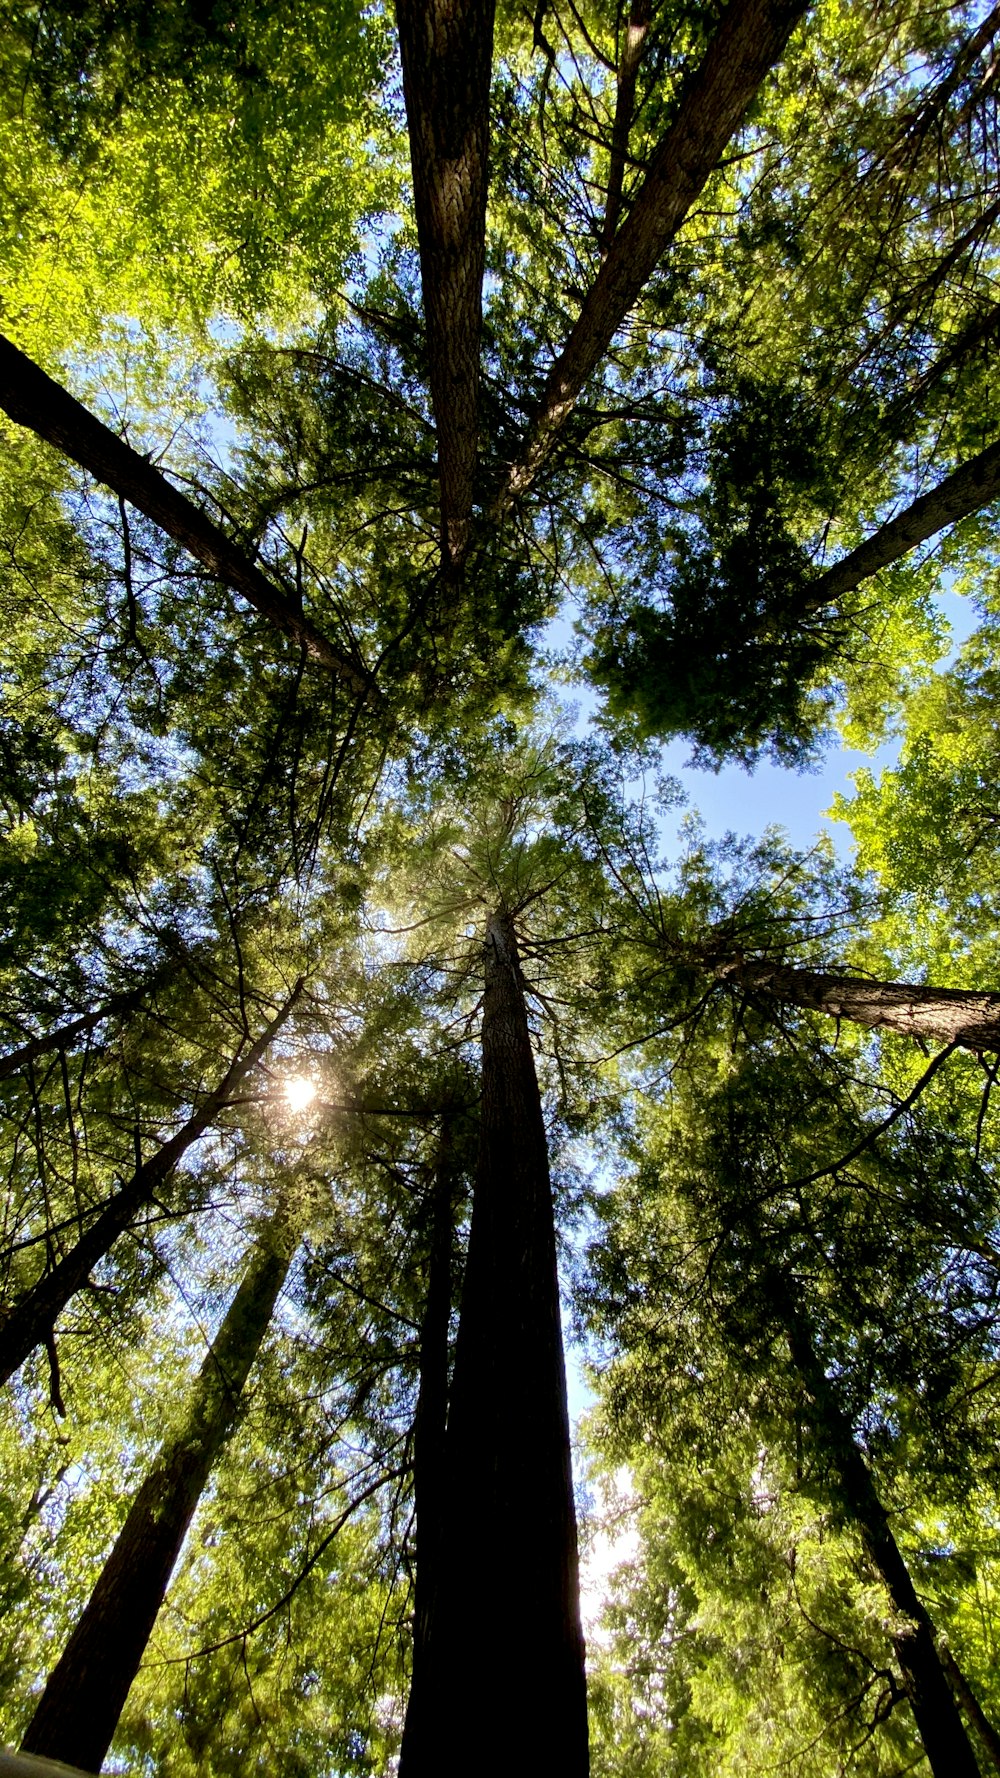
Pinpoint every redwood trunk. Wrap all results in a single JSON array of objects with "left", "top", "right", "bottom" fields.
[
  {"left": 716, "top": 956, "right": 1000, "bottom": 1053},
  {"left": 21, "top": 1208, "right": 300, "bottom": 1773},
  {"left": 399, "top": 909, "right": 587, "bottom": 1777},
  {"left": 783, "top": 1304, "right": 981, "bottom": 1777},
  {"left": 395, "top": 0, "right": 496, "bottom": 574},
  {"left": 0, "top": 985, "right": 302, "bottom": 1387},
  {"left": 495, "top": 0, "right": 807, "bottom": 514},
  {"left": 0, "top": 334, "right": 366, "bottom": 689}
]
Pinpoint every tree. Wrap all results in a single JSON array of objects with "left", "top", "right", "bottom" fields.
[{"left": 4, "top": 0, "right": 1000, "bottom": 1771}]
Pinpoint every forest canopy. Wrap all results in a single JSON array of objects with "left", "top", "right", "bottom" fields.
[{"left": 1, "top": 0, "right": 1000, "bottom": 1773}]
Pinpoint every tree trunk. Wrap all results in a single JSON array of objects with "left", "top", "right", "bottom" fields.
[
  {"left": 0, "top": 984, "right": 303, "bottom": 1388},
  {"left": 714, "top": 955, "right": 1000, "bottom": 1053},
  {"left": 598, "top": 0, "right": 652, "bottom": 254},
  {"left": 399, "top": 908, "right": 588, "bottom": 1777},
  {"left": 395, "top": 0, "right": 496, "bottom": 575},
  {"left": 20, "top": 1204, "right": 302, "bottom": 1773},
  {"left": 941, "top": 1643, "right": 1000, "bottom": 1774},
  {"left": 782, "top": 1302, "right": 982, "bottom": 1778},
  {"left": 401, "top": 1124, "right": 457, "bottom": 1756},
  {"left": 804, "top": 437, "right": 1000, "bottom": 611},
  {"left": 494, "top": 0, "right": 807, "bottom": 515},
  {"left": 0, "top": 334, "right": 367, "bottom": 691}
]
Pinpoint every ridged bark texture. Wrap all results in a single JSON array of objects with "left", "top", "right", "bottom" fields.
[
  {"left": 395, "top": 0, "right": 496, "bottom": 574},
  {"left": 783, "top": 1304, "right": 982, "bottom": 1778},
  {"left": 495, "top": 0, "right": 807, "bottom": 513},
  {"left": 399, "top": 909, "right": 587, "bottom": 1778},
  {"left": 715, "top": 956, "right": 1000, "bottom": 1053},
  {"left": 21, "top": 1209, "right": 301, "bottom": 1774},
  {"left": 805, "top": 438, "right": 1000, "bottom": 610},
  {"left": 0, "top": 985, "right": 302, "bottom": 1388},
  {"left": 0, "top": 335, "right": 367, "bottom": 689}
]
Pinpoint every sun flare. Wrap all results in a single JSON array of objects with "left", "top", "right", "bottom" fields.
[{"left": 283, "top": 1074, "right": 317, "bottom": 1113}]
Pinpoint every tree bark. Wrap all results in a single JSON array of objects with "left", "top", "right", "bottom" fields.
[
  {"left": 804, "top": 438, "right": 1000, "bottom": 610},
  {"left": 0, "top": 334, "right": 369, "bottom": 692},
  {"left": 494, "top": 0, "right": 807, "bottom": 515},
  {"left": 713, "top": 955, "right": 1000, "bottom": 1053},
  {"left": 399, "top": 908, "right": 588, "bottom": 1778},
  {"left": 782, "top": 1302, "right": 982, "bottom": 1778},
  {"left": 0, "top": 983, "right": 303, "bottom": 1388},
  {"left": 395, "top": 0, "right": 496, "bottom": 575},
  {"left": 21, "top": 1206, "right": 302, "bottom": 1773}
]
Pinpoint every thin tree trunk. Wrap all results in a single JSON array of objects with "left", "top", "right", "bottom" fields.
[
  {"left": 941, "top": 1643, "right": 1000, "bottom": 1774},
  {"left": 401, "top": 1124, "right": 457, "bottom": 1759},
  {"left": 804, "top": 437, "right": 1000, "bottom": 611},
  {"left": 494, "top": 0, "right": 807, "bottom": 515},
  {"left": 0, "top": 965, "right": 176, "bottom": 1083},
  {"left": 599, "top": 0, "right": 652, "bottom": 254},
  {"left": 395, "top": 0, "right": 496, "bottom": 577},
  {"left": 0, "top": 983, "right": 303, "bottom": 1388},
  {"left": 713, "top": 955, "right": 1000, "bottom": 1053},
  {"left": 21, "top": 1205, "right": 302, "bottom": 1773},
  {"left": 399, "top": 908, "right": 588, "bottom": 1778},
  {"left": 0, "top": 334, "right": 368, "bottom": 691},
  {"left": 782, "top": 1301, "right": 982, "bottom": 1778}
]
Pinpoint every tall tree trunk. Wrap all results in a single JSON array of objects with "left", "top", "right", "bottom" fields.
[
  {"left": 402, "top": 1123, "right": 457, "bottom": 1757},
  {"left": 494, "top": 0, "right": 807, "bottom": 515},
  {"left": 0, "top": 984, "right": 303, "bottom": 1388},
  {"left": 712, "top": 955, "right": 1000, "bottom": 1053},
  {"left": 0, "top": 973, "right": 164, "bottom": 1084},
  {"left": 20, "top": 1204, "right": 303, "bottom": 1774},
  {"left": 781, "top": 1298, "right": 982, "bottom": 1778},
  {"left": 395, "top": 0, "right": 496, "bottom": 576},
  {"left": 0, "top": 334, "right": 368, "bottom": 691},
  {"left": 399, "top": 908, "right": 588, "bottom": 1777}
]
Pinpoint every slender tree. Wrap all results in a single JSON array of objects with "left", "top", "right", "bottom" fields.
[{"left": 20, "top": 1198, "right": 308, "bottom": 1773}]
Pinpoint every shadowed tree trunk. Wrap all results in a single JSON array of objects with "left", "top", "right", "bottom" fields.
[
  {"left": 0, "top": 334, "right": 368, "bottom": 690},
  {"left": 780, "top": 1294, "right": 982, "bottom": 1778},
  {"left": 712, "top": 955, "right": 1000, "bottom": 1052},
  {"left": 494, "top": 0, "right": 808, "bottom": 514},
  {"left": 395, "top": 0, "right": 496, "bottom": 576},
  {"left": 20, "top": 1203, "right": 304, "bottom": 1774},
  {"left": 402, "top": 1121, "right": 458, "bottom": 1754},
  {"left": 941, "top": 1643, "right": 1000, "bottom": 1773},
  {"left": 399, "top": 907, "right": 588, "bottom": 1778},
  {"left": 0, "top": 984, "right": 303, "bottom": 1388},
  {"left": 599, "top": 0, "right": 652, "bottom": 254}
]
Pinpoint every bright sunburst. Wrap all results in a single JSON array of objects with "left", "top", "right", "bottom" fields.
[{"left": 282, "top": 1074, "right": 317, "bottom": 1113}]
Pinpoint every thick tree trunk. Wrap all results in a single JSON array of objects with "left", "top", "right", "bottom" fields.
[
  {"left": 395, "top": 0, "right": 495, "bottom": 576},
  {"left": 21, "top": 1207, "right": 302, "bottom": 1773},
  {"left": 0, "top": 334, "right": 368, "bottom": 691},
  {"left": 783, "top": 1304, "right": 982, "bottom": 1778},
  {"left": 714, "top": 955, "right": 1000, "bottom": 1053},
  {"left": 494, "top": 0, "right": 807, "bottom": 514},
  {"left": 399, "top": 908, "right": 588, "bottom": 1778},
  {"left": 0, "top": 984, "right": 302, "bottom": 1387},
  {"left": 805, "top": 438, "right": 1000, "bottom": 610}
]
